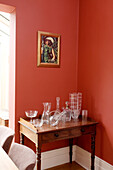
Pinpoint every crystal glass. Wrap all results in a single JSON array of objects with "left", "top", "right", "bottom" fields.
[
  {"left": 71, "top": 109, "right": 80, "bottom": 120},
  {"left": 56, "top": 97, "right": 60, "bottom": 112},
  {"left": 69, "top": 92, "right": 82, "bottom": 120},
  {"left": 82, "top": 110, "right": 88, "bottom": 122},
  {"left": 25, "top": 110, "right": 38, "bottom": 124},
  {"left": 69, "top": 92, "right": 82, "bottom": 110},
  {"left": 77, "top": 92, "right": 82, "bottom": 111},
  {"left": 64, "top": 101, "right": 71, "bottom": 121},
  {"left": 69, "top": 93, "right": 77, "bottom": 111},
  {"left": 54, "top": 97, "right": 61, "bottom": 120},
  {"left": 50, "top": 115, "right": 58, "bottom": 126},
  {"left": 32, "top": 119, "right": 41, "bottom": 127},
  {"left": 50, "top": 110, "right": 66, "bottom": 126},
  {"left": 61, "top": 113, "right": 66, "bottom": 124},
  {"left": 40, "top": 102, "right": 51, "bottom": 127},
  {"left": 47, "top": 103, "right": 51, "bottom": 113}
]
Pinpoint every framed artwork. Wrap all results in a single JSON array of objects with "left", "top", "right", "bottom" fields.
[{"left": 37, "top": 31, "right": 60, "bottom": 67}]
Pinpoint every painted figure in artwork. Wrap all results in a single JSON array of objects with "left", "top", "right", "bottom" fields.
[{"left": 41, "top": 36, "right": 58, "bottom": 64}]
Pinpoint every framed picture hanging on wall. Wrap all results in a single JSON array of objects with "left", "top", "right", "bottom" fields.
[{"left": 37, "top": 31, "right": 60, "bottom": 67}]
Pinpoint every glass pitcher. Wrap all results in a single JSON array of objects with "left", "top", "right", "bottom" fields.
[{"left": 40, "top": 102, "right": 51, "bottom": 126}]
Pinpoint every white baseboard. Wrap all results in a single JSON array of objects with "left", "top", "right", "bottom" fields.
[
  {"left": 41, "top": 146, "right": 75, "bottom": 170},
  {"left": 34, "top": 145, "right": 113, "bottom": 170},
  {"left": 75, "top": 145, "right": 113, "bottom": 170}
]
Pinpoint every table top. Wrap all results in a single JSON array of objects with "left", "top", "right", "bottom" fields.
[
  {"left": 0, "top": 146, "right": 18, "bottom": 170},
  {"left": 19, "top": 116, "right": 98, "bottom": 134}
]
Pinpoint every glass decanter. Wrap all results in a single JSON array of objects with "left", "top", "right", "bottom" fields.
[
  {"left": 40, "top": 102, "right": 51, "bottom": 126},
  {"left": 50, "top": 110, "right": 66, "bottom": 126},
  {"left": 50, "top": 97, "right": 62, "bottom": 126},
  {"left": 64, "top": 101, "right": 71, "bottom": 121},
  {"left": 54, "top": 97, "right": 61, "bottom": 120}
]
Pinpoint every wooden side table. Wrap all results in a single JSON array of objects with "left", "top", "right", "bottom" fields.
[{"left": 19, "top": 117, "right": 98, "bottom": 170}]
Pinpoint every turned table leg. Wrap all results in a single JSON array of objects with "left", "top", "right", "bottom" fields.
[
  {"left": 91, "top": 134, "right": 96, "bottom": 170},
  {"left": 20, "top": 133, "right": 24, "bottom": 145},
  {"left": 36, "top": 145, "right": 41, "bottom": 170},
  {"left": 36, "top": 134, "right": 42, "bottom": 170},
  {"left": 69, "top": 138, "right": 73, "bottom": 163}
]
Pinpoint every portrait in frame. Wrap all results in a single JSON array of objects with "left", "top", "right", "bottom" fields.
[{"left": 37, "top": 31, "right": 60, "bottom": 67}]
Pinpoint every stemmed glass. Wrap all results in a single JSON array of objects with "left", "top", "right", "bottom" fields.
[{"left": 25, "top": 110, "right": 38, "bottom": 124}]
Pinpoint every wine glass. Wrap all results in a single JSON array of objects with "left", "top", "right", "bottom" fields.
[{"left": 25, "top": 110, "right": 38, "bottom": 124}]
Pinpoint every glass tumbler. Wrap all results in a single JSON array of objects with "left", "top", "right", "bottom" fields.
[{"left": 82, "top": 110, "right": 88, "bottom": 121}]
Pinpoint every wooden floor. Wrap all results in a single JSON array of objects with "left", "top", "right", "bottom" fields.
[{"left": 45, "top": 162, "right": 85, "bottom": 170}]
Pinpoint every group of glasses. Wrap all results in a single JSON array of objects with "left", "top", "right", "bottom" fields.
[{"left": 25, "top": 92, "right": 83, "bottom": 127}]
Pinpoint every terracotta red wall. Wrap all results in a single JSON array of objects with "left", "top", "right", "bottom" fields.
[
  {"left": 0, "top": 0, "right": 79, "bottom": 151},
  {"left": 78, "top": 0, "right": 113, "bottom": 165},
  {"left": 1, "top": 0, "right": 113, "bottom": 166}
]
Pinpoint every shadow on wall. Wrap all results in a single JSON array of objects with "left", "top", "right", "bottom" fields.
[{"left": 77, "top": 91, "right": 113, "bottom": 164}]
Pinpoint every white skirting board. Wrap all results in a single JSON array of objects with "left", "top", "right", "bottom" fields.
[
  {"left": 41, "top": 146, "right": 75, "bottom": 170},
  {"left": 75, "top": 145, "right": 113, "bottom": 170},
  {"left": 35, "top": 145, "right": 113, "bottom": 170}
]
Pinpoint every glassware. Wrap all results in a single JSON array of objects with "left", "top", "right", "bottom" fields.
[
  {"left": 69, "top": 92, "right": 82, "bottom": 110},
  {"left": 61, "top": 113, "right": 66, "bottom": 124},
  {"left": 69, "top": 92, "right": 82, "bottom": 120},
  {"left": 25, "top": 110, "right": 38, "bottom": 124},
  {"left": 77, "top": 92, "right": 82, "bottom": 111},
  {"left": 54, "top": 97, "right": 61, "bottom": 120},
  {"left": 82, "top": 110, "right": 88, "bottom": 122},
  {"left": 69, "top": 93, "right": 77, "bottom": 111},
  {"left": 56, "top": 97, "right": 60, "bottom": 112},
  {"left": 40, "top": 102, "right": 51, "bottom": 127},
  {"left": 47, "top": 103, "right": 51, "bottom": 113},
  {"left": 71, "top": 109, "right": 80, "bottom": 121},
  {"left": 49, "top": 97, "right": 66, "bottom": 126},
  {"left": 50, "top": 110, "right": 66, "bottom": 126},
  {"left": 49, "top": 101, "right": 70, "bottom": 126},
  {"left": 64, "top": 101, "right": 71, "bottom": 121},
  {"left": 32, "top": 119, "right": 41, "bottom": 127},
  {"left": 50, "top": 115, "right": 58, "bottom": 126}
]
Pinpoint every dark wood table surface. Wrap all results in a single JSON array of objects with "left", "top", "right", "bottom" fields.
[{"left": 19, "top": 116, "right": 98, "bottom": 170}]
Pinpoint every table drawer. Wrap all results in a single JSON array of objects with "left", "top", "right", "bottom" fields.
[
  {"left": 41, "top": 127, "right": 81, "bottom": 143},
  {"left": 80, "top": 125, "right": 96, "bottom": 135},
  {"left": 41, "top": 125, "right": 96, "bottom": 143}
]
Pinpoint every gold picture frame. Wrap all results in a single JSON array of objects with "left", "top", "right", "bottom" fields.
[{"left": 37, "top": 31, "right": 60, "bottom": 67}]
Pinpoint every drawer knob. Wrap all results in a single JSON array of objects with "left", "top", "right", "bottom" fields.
[
  {"left": 81, "top": 128, "right": 85, "bottom": 132},
  {"left": 54, "top": 133, "right": 59, "bottom": 137}
]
